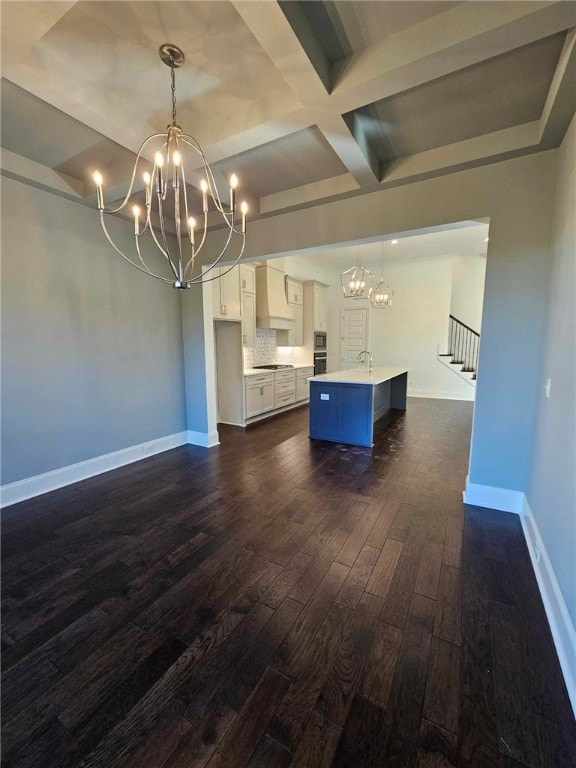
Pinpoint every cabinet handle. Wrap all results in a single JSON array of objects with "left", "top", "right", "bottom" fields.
[
  {"left": 243, "top": 334, "right": 247, "bottom": 344},
  {"left": 260, "top": 387, "right": 264, "bottom": 396},
  {"left": 242, "top": 279, "right": 246, "bottom": 289}
]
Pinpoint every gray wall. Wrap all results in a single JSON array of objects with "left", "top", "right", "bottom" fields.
[
  {"left": 1, "top": 176, "right": 187, "bottom": 485},
  {"left": 236, "top": 150, "right": 557, "bottom": 494},
  {"left": 181, "top": 287, "right": 209, "bottom": 434},
  {"left": 528, "top": 116, "right": 576, "bottom": 625}
]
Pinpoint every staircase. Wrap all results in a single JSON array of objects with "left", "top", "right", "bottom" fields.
[{"left": 437, "top": 314, "right": 479, "bottom": 386}]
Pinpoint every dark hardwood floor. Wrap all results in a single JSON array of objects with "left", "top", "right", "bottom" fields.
[{"left": 2, "top": 399, "right": 575, "bottom": 767}]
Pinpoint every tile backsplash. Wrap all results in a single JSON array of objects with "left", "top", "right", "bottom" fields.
[{"left": 243, "top": 329, "right": 295, "bottom": 368}]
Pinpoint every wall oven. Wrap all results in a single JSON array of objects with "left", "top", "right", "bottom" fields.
[
  {"left": 314, "top": 331, "right": 327, "bottom": 351},
  {"left": 314, "top": 352, "right": 327, "bottom": 376}
]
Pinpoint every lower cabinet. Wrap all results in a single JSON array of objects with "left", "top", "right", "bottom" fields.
[
  {"left": 296, "top": 367, "right": 314, "bottom": 401},
  {"left": 245, "top": 374, "right": 274, "bottom": 418},
  {"left": 244, "top": 367, "right": 312, "bottom": 422}
]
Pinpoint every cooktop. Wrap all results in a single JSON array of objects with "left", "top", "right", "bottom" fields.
[{"left": 252, "top": 364, "right": 294, "bottom": 370}]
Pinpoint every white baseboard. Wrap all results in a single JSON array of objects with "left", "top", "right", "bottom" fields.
[
  {"left": 1, "top": 431, "right": 188, "bottom": 508},
  {"left": 521, "top": 498, "right": 576, "bottom": 718},
  {"left": 463, "top": 478, "right": 524, "bottom": 513},
  {"left": 187, "top": 430, "right": 220, "bottom": 448},
  {"left": 409, "top": 390, "right": 475, "bottom": 401}
]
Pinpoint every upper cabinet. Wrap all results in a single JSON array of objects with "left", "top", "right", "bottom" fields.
[
  {"left": 278, "top": 277, "right": 304, "bottom": 346},
  {"left": 304, "top": 281, "right": 328, "bottom": 333},
  {"left": 213, "top": 266, "right": 242, "bottom": 321},
  {"left": 286, "top": 278, "right": 303, "bottom": 306},
  {"left": 240, "top": 264, "right": 256, "bottom": 294},
  {"left": 240, "top": 264, "right": 256, "bottom": 346}
]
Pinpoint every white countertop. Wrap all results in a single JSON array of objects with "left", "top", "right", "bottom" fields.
[
  {"left": 309, "top": 367, "right": 408, "bottom": 385},
  {"left": 244, "top": 363, "right": 314, "bottom": 377}
]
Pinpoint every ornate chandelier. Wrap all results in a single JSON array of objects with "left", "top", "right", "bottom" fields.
[
  {"left": 92, "top": 44, "right": 248, "bottom": 289},
  {"left": 340, "top": 248, "right": 374, "bottom": 298},
  {"left": 370, "top": 243, "right": 394, "bottom": 308}
]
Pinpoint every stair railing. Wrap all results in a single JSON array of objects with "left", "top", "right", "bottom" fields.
[{"left": 448, "top": 315, "right": 479, "bottom": 379}]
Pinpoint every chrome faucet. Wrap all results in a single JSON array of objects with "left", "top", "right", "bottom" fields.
[{"left": 357, "top": 350, "right": 373, "bottom": 372}]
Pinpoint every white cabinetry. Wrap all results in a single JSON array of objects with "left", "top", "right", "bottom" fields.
[
  {"left": 241, "top": 264, "right": 256, "bottom": 293},
  {"left": 244, "top": 367, "right": 312, "bottom": 423},
  {"left": 274, "top": 369, "right": 296, "bottom": 408},
  {"left": 278, "top": 277, "right": 304, "bottom": 346},
  {"left": 296, "top": 366, "right": 314, "bottom": 401},
  {"left": 304, "top": 281, "right": 328, "bottom": 335},
  {"left": 286, "top": 278, "right": 303, "bottom": 306},
  {"left": 213, "top": 266, "right": 241, "bottom": 320},
  {"left": 245, "top": 373, "right": 274, "bottom": 418},
  {"left": 240, "top": 265, "right": 256, "bottom": 346}
]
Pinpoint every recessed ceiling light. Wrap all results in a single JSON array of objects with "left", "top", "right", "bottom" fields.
[
  {"left": 484, "top": 237, "right": 489, "bottom": 243},
  {"left": 391, "top": 239, "right": 399, "bottom": 245}
]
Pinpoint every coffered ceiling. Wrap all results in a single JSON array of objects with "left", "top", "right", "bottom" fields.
[{"left": 1, "top": 1, "right": 575, "bottom": 228}]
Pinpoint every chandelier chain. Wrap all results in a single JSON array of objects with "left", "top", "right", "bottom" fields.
[{"left": 170, "top": 59, "right": 177, "bottom": 126}]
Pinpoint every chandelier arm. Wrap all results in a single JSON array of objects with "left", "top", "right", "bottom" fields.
[
  {"left": 178, "top": 154, "right": 191, "bottom": 230},
  {"left": 188, "top": 235, "right": 246, "bottom": 284},
  {"left": 172, "top": 175, "right": 185, "bottom": 281},
  {"left": 99, "top": 212, "right": 173, "bottom": 283},
  {"left": 101, "top": 134, "right": 166, "bottom": 215},
  {"left": 146, "top": 204, "right": 180, "bottom": 278},
  {"left": 184, "top": 211, "right": 207, "bottom": 277},
  {"left": 185, "top": 223, "right": 235, "bottom": 282},
  {"left": 180, "top": 137, "right": 230, "bottom": 219},
  {"left": 156, "top": 192, "right": 180, "bottom": 279},
  {"left": 134, "top": 231, "right": 159, "bottom": 277}
]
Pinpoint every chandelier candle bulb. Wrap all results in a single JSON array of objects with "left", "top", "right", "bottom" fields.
[
  {"left": 132, "top": 205, "right": 140, "bottom": 234},
  {"left": 93, "top": 171, "right": 104, "bottom": 209},
  {"left": 230, "top": 173, "right": 238, "bottom": 210},
  {"left": 143, "top": 172, "right": 151, "bottom": 206},
  {"left": 200, "top": 179, "right": 208, "bottom": 212},
  {"left": 240, "top": 201, "right": 248, "bottom": 233},
  {"left": 188, "top": 217, "right": 195, "bottom": 244}
]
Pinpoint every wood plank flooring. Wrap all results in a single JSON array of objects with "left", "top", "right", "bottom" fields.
[{"left": 2, "top": 399, "right": 575, "bottom": 767}]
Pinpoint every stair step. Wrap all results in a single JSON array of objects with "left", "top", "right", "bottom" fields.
[
  {"left": 461, "top": 368, "right": 475, "bottom": 373},
  {"left": 450, "top": 360, "right": 464, "bottom": 365},
  {"left": 438, "top": 354, "right": 453, "bottom": 357}
]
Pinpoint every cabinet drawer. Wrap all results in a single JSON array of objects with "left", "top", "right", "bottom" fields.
[
  {"left": 297, "top": 367, "right": 314, "bottom": 378},
  {"left": 275, "top": 370, "right": 296, "bottom": 384},
  {"left": 245, "top": 373, "right": 274, "bottom": 387},
  {"left": 275, "top": 380, "right": 296, "bottom": 395},
  {"left": 275, "top": 390, "right": 296, "bottom": 408}
]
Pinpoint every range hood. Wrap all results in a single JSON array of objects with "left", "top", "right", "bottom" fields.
[{"left": 255, "top": 264, "right": 294, "bottom": 330}]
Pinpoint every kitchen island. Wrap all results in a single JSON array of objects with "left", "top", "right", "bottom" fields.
[{"left": 308, "top": 367, "right": 408, "bottom": 447}]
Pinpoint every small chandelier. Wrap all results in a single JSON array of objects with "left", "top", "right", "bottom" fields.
[
  {"left": 370, "top": 244, "right": 394, "bottom": 308},
  {"left": 92, "top": 44, "right": 248, "bottom": 289},
  {"left": 340, "top": 248, "right": 374, "bottom": 298}
]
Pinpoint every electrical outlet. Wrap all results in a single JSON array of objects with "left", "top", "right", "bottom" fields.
[{"left": 544, "top": 378, "right": 551, "bottom": 398}]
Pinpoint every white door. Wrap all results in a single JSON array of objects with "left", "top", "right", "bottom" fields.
[{"left": 340, "top": 308, "right": 368, "bottom": 369}]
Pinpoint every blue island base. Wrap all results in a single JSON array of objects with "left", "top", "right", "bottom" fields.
[{"left": 309, "top": 372, "right": 407, "bottom": 447}]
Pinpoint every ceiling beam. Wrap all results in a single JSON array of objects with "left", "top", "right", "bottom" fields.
[
  {"left": 0, "top": 148, "right": 84, "bottom": 199},
  {"left": 539, "top": 28, "right": 576, "bottom": 147},
  {"left": 380, "top": 121, "right": 542, "bottom": 188},
  {"left": 259, "top": 172, "right": 358, "bottom": 214},
  {"left": 231, "top": 0, "right": 329, "bottom": 102},
  {"left": 331, "top": 1, "right": 576, "bottom": 111}
]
